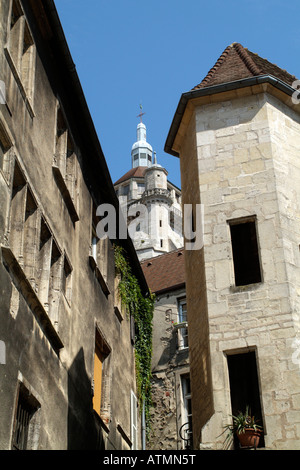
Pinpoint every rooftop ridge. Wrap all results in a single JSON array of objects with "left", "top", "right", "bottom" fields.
[
  {"left": 191, "top": 43, "right": 297, "bottom": 91},
  {"left": 140, "top": 246, "right": 184, "bottom": 265},
  {"left": 193, "top": 44, "right": 232, "bottom": 90},
  {"left": 234, "top": 42, "right": 262, "bottom": 76}
]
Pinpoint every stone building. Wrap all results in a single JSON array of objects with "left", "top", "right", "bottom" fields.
[
  {"left": 141, "top": 249, "right": 191, "bottom": 450},
  {"left": 114, "top": 118, "right": 183, "bottom": 261},
  {"left": 0, "top": 0, "right": 150, "bottom": 450},
  {"left": 165, "top": 43, "right": 300, "bottom": 449}
]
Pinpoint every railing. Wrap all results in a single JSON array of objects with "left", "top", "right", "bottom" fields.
[
  {"left": 142, "top": 188, "right": 172, "bottom": 201},
  {"left": 179, "top": 422, "right": 193, "bottom": 450}
]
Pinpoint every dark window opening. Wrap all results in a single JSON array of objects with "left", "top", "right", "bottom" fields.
[
  {"left": 62, "top": 256, "right": 72, "bottom": 302},
  {"left": 229, "top": 219, "right": 262, "bottom": 286},
  {"left": 227, "top": 351, "right": 265, "bottom": 449},
  {"left": 12, "top": 384, "right": 39, "bottom": 450}
]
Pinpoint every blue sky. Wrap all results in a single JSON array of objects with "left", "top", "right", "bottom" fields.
[{"left": 55, "top": 0, "right": 300, "bottom": 189}]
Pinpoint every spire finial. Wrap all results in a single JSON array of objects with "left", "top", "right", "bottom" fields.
[{"left": 137, "top": 104, "right": 145, "bottom": 123}]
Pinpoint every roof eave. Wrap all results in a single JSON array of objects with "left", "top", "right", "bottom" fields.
[{"left": 164, "top": 74, "right": 297, "bottom": 157}]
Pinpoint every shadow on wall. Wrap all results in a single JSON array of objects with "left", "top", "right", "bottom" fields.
[{"left": 68, "top": 347, "right": 105, "bottom": 450}]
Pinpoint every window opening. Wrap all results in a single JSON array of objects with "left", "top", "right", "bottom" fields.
[
  {"left": 177, "top": 298, "right": 188, "bottom": 349},
  {"left": 93, "top": 328, "right": 111, "bottom": 420},
  {"left": 12, "top": 384, "right": 40, "bottom": 450},
  {"left": 229, "top": 218, "right": 262, "bottom": 286},
  {"left": 227, "top": 351, "right": 265, "bottom": 449}
]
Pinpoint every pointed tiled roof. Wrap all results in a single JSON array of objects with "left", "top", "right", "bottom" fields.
[
  {"left": 141, "top": 248, "right": 185, "bottom": 294},
  {"left": 165, "top": 43, "right": 299, "bottom": 157},
  {"left": 114, "top": 166, "right": 147, "bottom": 185},
  {"left": 192, "top": 42, "right": 297, "bottom": 91}
]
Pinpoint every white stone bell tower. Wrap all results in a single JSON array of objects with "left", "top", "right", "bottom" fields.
[
  {"left": 114, "top": 110, "right": 183, "bottom": 260},
  {"left": 131, "top": 110, "right": 153, "bottom": 168}
]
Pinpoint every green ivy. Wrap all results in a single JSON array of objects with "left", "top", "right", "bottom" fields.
[{"left": 114, "top": 245, "right": 154, "bottom": 436}]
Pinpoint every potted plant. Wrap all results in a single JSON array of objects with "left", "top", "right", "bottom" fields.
[{"left": 222, "top": 406, "right": 263, "bottom": 449}]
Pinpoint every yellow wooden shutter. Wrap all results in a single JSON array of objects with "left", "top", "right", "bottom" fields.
[{"left": 93, "top": 348, "right": 104, "bottom": 415}]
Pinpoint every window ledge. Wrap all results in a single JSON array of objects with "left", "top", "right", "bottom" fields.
[
  {"left": 52, "top": 165, "right": 79, "bottom": 223},
  {"left": 93, "top": 410, "right": 110, "bottom": 434},
  {"left": 89, "top": 255, "right": 110, "bottom": 297},
  {"left": 1, "top": 245, "right": 64, "bottom": 354},
  {"left": 177, "top": 346, "right": 189, "bottom": 353},
  {"left": 230, "top": 282, "right": 262, "bottom": 293},
  {"left": 4, "top": 47, "right": 35, "bottom": 119},
  {"left": 117, "top": 423, "right": 132, "bottom": 448},
  {"left": 173, "top": 321, "right": 188, "bottom": 330},
  {"left": 114, "top": 306, "right": 124, "bottom": 323}
]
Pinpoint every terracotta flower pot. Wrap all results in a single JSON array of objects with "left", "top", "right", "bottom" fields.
[{"left": 237, "top": 428, "right": 261, "bottom": 448}]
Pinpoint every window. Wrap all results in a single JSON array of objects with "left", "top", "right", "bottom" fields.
[
  {"left": 137, "top": 183, "right": 145, "bottom": 195},
  {"left": 53, "top": 106, "right": 78, "bottom": 223},
  {"left": 229, "top": 217, "right": 262, "bottom": 286},
  {"left": 36, "top": 218, "right": 52, "bottom": 306},
  {"left": 0, "top": 120, "right": 13, "bottom": 181},
  {"left": 181, "top": 375, "right": 193, "bottom": 449},
  {"left": 130, "top": 391, "right": 138, "bottom": 450},
  {"left": 48, "top": 240, "right": 62, "bottom": 327},
  {"left": 9, "top": 0, "right": 36, "bottom": 101},
  {"left": 23, "top": 188, "right": 38, "bottom": 280},
  {"left": 10, "top": 161, "right": 27, "bottom": 259},
  {"left": 93, "top": 328, "right": 111, "bottom": 422},
  {"left": 227, "top": 351, "right": 265, "bottom": 449},
  {"left": 122, "top": 185, "right": 129, "bottom": 196},
  {"left": 178, "top": 298, "right": 187, "bottom": 323},
  {"left": 89, "top": 203, "right": 109, "bottom": 295},
  {"left": 12, "top": 383, "right": 40, "bottom": 450},
  {"left": 177, "top": 298, "right": 188, "bottom": 350}
]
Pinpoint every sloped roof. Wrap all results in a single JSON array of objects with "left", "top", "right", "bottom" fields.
[
  {"left": 192, "top": 42, "right": 297, "bottom": 90},
  {"left": 114, "top": 166, "right": 147, "bottom": 185},
  {"left": 165, "top": 43, "right": 299, "bottom": 157},
  {"left": 141, "top": 248, "right": 185, "bottom": 294}
]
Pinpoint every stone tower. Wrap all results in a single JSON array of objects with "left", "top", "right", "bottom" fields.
[{"left": 165, "top": 43, "right": 300, "bottom": 450}]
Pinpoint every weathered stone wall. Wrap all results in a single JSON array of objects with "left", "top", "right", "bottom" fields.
[
  {"left": 147, "top": 288, "right": 190, "bottom": 450},
  {"left": 0, "top": 1, "right": 140, "bottom": 450}
]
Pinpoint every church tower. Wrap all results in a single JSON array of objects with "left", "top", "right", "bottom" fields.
[{"left": 114, "top": 113, "right": 183, "bottom": 260}]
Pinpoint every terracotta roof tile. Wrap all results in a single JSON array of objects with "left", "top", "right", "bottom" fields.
[
  {"left": 192, "top": 43, "right": 297, "bottom": 91},
  {"left": 141, "top": 248, "right": 185, "bottom": 294},
  {"left": 114, "top": 166, "right": 147, "bottom": 185}
]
